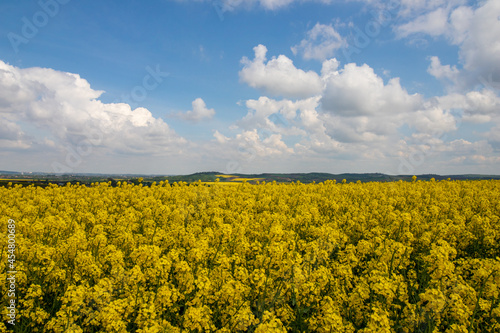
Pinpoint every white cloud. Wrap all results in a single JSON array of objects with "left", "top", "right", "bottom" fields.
[
  {"left": 408, "top": 106, "right": 457, "bottom": 135},
  {"left": 233, "top": 36, "right": 500, "bottom": 174},
  {"left": 213, "top": 128, "right": 294, "bottom": 159},
  {"left": 457, "top": 1, "right": 500, "bottom": 74},
  {"left": 236, "top": 96, "right": 315, "bottom": 136},
  {"left": 0, "top": 60, "right": 186, "bottom": 158},
  {"left": 321, "top": 58, "right": 340, "bottom": 80},
  {"left": 397, "top": 7, "right": 450, "bottom": 38},
  {"left": 238, "top": 47, "right": 462, "bottom": 150},
  {"left": 210, "top": 0, "right": 337, "bottom": 12},
  {"left": 320, "top": 111, "right": 413, "bottom": 146},
  {"left": 447, "top": 139, "right": 492, "bottom": 155},
  {"left": 0, "top": 118, "right": 32, "bottom": 150},
  {"left": 4, "top": 0, "right": 500, "bottom": 175},
  {"left": 213, "top": 130, "right": 230, "bottom": 144},
  {"left": 176, "top": 98, "right": 216, "bottom": 123},
  {"left": 397, "top": 0, "right": 462, "bottom": 17},
  {"left": 291, "top": 23, "right": 347, "bottom": 61},
  {"left": 215, "top": 0, "right": 294, "bottom": 11},
  {"left": 214, "top": 95, "right": 344, "bottom": 161},
  {"left": 436, "top": 89, "right": 500, "bottom": 123},
  {"left": 239, "top": 44, "right": 323, "bottom": 98},
  {"left": 462, "top": 90, "right": 500, "bottom": 122},
  {"left": 236, "top": 52, "right": 478, "bottom": 163},
  {"left": 321, "top": 62, "right": 422, "bottom": 117},
  {"left": 427, "top": 56, "right": 459, "bottom": 83},
  {"left": 485, "top": 125, "right": 500, "bottom": 150},
  {"left": 258, "top": 0, "right": 295, "bottom": 10},
  {"left": 299, "top": 105, "right": 325, "bottom": 135},
  {"left": 396, "top": 0, "right": 500, "bottom": 92}
]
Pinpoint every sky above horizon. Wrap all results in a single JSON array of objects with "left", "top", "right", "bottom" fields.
[{"left": 1, "top": 0, "right": 499, "bottom": 175}]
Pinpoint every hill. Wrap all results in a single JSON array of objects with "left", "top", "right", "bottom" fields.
[{"left": 1, "top": 171, "right": 500, "bottom": 187}]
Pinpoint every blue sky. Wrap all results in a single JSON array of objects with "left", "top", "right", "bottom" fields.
[{"left": 1, "top": 0, "right": 499, "bottom": 175}]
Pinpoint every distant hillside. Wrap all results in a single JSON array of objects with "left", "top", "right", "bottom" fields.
[
  {"left": 163, "top": 172, "right": 500, "bottom": 184},
  {"left": 0, "top": 170, "right": 20, "bottom": 175},
  {"left": 1, "top": 171, "right": 500, "bottom": 188}
]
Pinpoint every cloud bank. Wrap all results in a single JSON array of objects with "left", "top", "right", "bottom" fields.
[{"left": 0, "top": 60, "right": 186, "bottom": 172}]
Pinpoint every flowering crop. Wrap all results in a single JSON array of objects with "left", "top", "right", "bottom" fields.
[{"left": 1, "top": 179, "right": 499, "bottom": 332}]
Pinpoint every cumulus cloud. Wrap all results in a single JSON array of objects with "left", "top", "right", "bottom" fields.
[
  {"left": 186, "top": 0, "right": 499, "bottom": 174},
  {"left": 485, "top": 125, "right": 500, "bottom": 151},
  {"left": 239, "top": 44, "right": 323, "bottom": 98},
  {"left": 436, "top": 90, "right": 500, "bottom": 123},
  {"left": 175, "top": 98, "right": 215, "bottom": 123},
  {"left": 395, "top": 0, "right": 500, "bottom": 91},
  {"left": 318, "top": 61, "right": 424, "bottom": 145},
  {"left": 212, "top": 128, "right": 293, "bottom": 160},
  {"left": 462, "top": 90, "right": 500, "bottom": 120},
  {"left": 457, "top": 1, "right": 500, "bottom": 75},
  {"left": 0, "top": 60, "right": 186, "bottom": 157},
  {"left": 321, "top": 63, "right": 422, "bottom": 117},
  {"left": 427, "top": 56, "right": 459, "bottom": 83},
  {"left": 397, "top": 7, "right": 451, "bottom": 38},
  {"left": 236, "top": 96, "right": 318, "bottom": 136},
  {"left": 320, "top": 58, "right": 340, "bottom": 80},
  {"left": 236, "top": 47, "right": 479, "bottom": 160},
  {"left": 438, "top": 91, "right": 500, "bottom": 152},
  {"left": 237, "top": 129, "right": 293, "bottom": 156},
  {"left": 213, "top": 130, "right": 230, "bottom": 144},
  {"left": 291, "top": 23, "right": 347, "bottom": 61},
  {"left": 211, "top": 94, "right": 342, "bottom": 167},
  {"left": 204, "top": 97, "right": 327, "bottom": 172},
  {"left": 408, "top": 106, "right": 457, "bottom": 135},
  {"left": 236, "top": 40, "right": 500, "bottom": 173},
  {"left": 0, "top": 119, "right": 31, "bottom": 150}
]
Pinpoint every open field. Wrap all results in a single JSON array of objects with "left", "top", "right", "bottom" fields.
[
  {"left": 2, "top": 171, "right": 500, "bottom": 189},
  {"left": 1, "top": 179, "right": 499, "bottom": 332}
]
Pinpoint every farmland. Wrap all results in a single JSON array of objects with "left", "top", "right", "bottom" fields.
[
  {"left": 2, "top": 171, "right": 500, "bottom": 188},
  {"left": 1, "top": 179, "right": 500, "bottom": 332}
]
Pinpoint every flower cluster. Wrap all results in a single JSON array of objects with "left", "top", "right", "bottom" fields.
[{"left": 1, "top": 179, "right": 499, "bottom": 332}]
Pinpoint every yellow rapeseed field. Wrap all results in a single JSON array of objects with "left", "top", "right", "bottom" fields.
[{"left": 1, "top": 179, "right": 499, "bottom": 332}]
